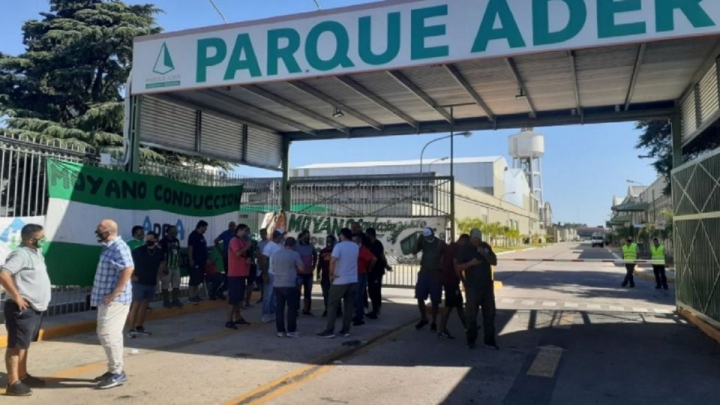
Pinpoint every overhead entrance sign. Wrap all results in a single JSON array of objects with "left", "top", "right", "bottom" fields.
[{"left": 132, "top": 0, "right": 720, "bottom": 94}]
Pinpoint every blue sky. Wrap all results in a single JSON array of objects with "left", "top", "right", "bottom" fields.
[{"left": 2, "top": 0, "right": 660, "bottom": 226}]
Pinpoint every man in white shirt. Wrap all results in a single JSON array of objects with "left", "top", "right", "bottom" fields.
[
  {"left": 317, "top": 228, "right": 359, "bottom": 339},
  {"left": 260, "top": 229, "right": 285, "bottom": 323}
]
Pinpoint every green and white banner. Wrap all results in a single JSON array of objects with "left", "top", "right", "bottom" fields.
[
  {"left": 44, "top": 160, "right": 243, "bottom": 286},
  {"left": 261, "top": 212, "right": 446, "bottom": 263}
]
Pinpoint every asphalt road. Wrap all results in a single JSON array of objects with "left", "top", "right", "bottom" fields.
[{"left": 3, "top": 243, "right": 719, "bottom": 405}]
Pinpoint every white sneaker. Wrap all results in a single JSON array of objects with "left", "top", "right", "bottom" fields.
[
  {"left": 277, "top": 332, "right": 286, "bottom": 338},
  {"left": 286, "top": 332, "right": 301, "bottom": 338}
]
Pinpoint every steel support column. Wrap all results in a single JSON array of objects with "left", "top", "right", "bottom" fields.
[
  {"left": 128, "top": 95, "right": 142, "bottom": 173},
  {"left": 450, "top": 106, "right": 456, "bottom": 242},
  {"left": 281, "top": 136, "right": 291, "bottom": 213}
]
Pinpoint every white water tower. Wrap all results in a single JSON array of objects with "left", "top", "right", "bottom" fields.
[{"left": 509, "top": 127, "right": 545, "bottom": 209}]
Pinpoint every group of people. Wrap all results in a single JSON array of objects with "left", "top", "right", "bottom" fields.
[{"left": 0, "top": 218, "right": 500, "bottom": 397}]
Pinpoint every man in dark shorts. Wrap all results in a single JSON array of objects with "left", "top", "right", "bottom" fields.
[
  {"left": 412, "top": 227, "right": 446, "bottom": 331},
  {"left": 226, "top": 224, "right": 251, "bottom": 329},
  {"left": 456, "top": 228, "right": 498, "bottom": 350},
  {"left": 187, "top": 220, "right": 209, "bottom": 303},
  {"left": 438, "top": 234, "right": 469, "bottom": 339},
  {"left": 0, "top": 224, "right": 51, "bottom": 396},
  {"left": 127, "top": 232, "right": 165, "bottom": 337}
]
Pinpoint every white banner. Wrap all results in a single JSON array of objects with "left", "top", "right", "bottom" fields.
[
  {"left": 261, "top": 212, "right": 446, "bottom": 263},
  {"left": 132, "top": 0, "right": 720, "bottom": 94},
  {"left": 0, "top": 216, "right": 45, "bottom": 265}
]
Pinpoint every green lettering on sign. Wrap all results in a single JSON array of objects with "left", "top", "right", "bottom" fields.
[
  {"left": 224, "top": 34, "right": 262, "bottom": 80},
  {"left": 656, "top": 0, "right": 715, "bottom": 33},
  {"left": 306, "top": 21, "right": 355, "bottom": 71},
  {"left": 472, "top": 0, "right": 526, "bottom": 53},
  {"left": 267, "top": 28, "right": 302, "bottom": 76},
  {"left": 411, "top": 5, "right": 449, "bottom": 60},
  {"left": 196, "top": 38, "right": 227, "bottom": 83},
  {"left": 359, "top": 12, "right": 401, "bottom": 65},
  {"left": 597, "top": 0, "right": 646, "bottom": 39},
  {"left": 533, "top": 0, "right": 587, "bottom": 46}
]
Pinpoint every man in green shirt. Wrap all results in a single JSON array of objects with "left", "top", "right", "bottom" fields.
[
  {"left": 126, "top": 226, "right": 145, "bottom": 251},
  {"left": 159, "top": 226, "right": 184, "bottom": 308}
]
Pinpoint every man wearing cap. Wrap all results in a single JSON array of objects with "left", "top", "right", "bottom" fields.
[
  {"left": 260, "top": 229, "right": 285, "bottom": 323},
  {"left": 456, "top": 228, "right": 498, "bottom": 350},
  {"left": 412, "top": 227, "right": 446, "bottom": 331}
]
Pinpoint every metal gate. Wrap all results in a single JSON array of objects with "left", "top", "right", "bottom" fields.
[
  {"left": 288, "top": 175, "right": 453, "bottom": 218},
  {"left": 672, "top": 148, "right": 720, "bottom": 325},
  {"left": 288, "top": 175, "right": 453, "bottom": 288}
]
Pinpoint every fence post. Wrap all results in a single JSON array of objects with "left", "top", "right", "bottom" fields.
[{"left": 281, "top": 137, "right": 291, "bottom": 212}]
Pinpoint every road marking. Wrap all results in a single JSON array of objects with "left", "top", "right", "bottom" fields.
[
  {"left": 542, "top": 302, "right": 557, "bottom": 307},
  {"left": 563, "top": 302, "right": 579, "bottom": 308},
  {"left": 224, "top": 319, "right": 416, "bottom": 405},
  {"left": 527, "top": 346, "right": 564, "bottom": 378},
  {"left": 587, "top": 304, "right": 602, "bottom": 310},
  {"left": 633, "top": 308, "right": 649, "bottom": 313},
  {"left": 521, "top": 300, "right": 536, "bottom": 305},
  {"left": 609, "top": 306, "right": 625, "bottom": 311},
  {"left": 501, "top": 298, "right": 516, "bottom": 304},
  {"left": 654, "top": 308, "right": 672, "bottom": 314}
]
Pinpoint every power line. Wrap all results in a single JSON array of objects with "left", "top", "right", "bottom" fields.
[
  {"left": 312, "top": 0, "right": 322, "bottom": 10},
  {"left": 208, "top": 0, "right": 229, "bottom": 23}
]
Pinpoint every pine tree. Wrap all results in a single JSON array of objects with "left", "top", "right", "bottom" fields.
[{"left": 0, "top": 0, "right": 222, "bottom": 167}]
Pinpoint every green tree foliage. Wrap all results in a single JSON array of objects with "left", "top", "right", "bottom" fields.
[
  {"left": 635, "top": 120, "right": 720, "bottom": 195},
  {"left": 456, "top": 218, "right": 523, "bottom": 247},
  {"left": 0, "top": 0, "right": 223, "bottom": 167}
]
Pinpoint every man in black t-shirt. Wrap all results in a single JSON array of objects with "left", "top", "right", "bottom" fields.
[
  {"left": 365, "top": 228, "right": 391, "bottom": 319},
  {"left": 128, "top": 232, "right": 165, "bottom": 337},
  {"left": 456, "top": 228, "right": 498, "bottom": 350},
  {"left": 187, "top": 220, "right": 209, "bottom": 303}
]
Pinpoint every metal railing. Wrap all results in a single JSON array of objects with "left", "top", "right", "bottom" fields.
[{"left": 0, "top": 134, "right": 271, "bottom": 320}]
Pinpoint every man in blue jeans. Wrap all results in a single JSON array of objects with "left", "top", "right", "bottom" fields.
[
  {"left": 272, "top": 237, "right": 304, "bottom": 337},
  {"left": 352, "top": 233, "right": 376, "bottom": 326},
  {"left": 296, "top": 230, "right": 317, "bottom": 316},
  {"left": 261, "top": 229, "right": 285, "bottom": 323}
]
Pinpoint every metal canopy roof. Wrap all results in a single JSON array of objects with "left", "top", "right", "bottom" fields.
[
  {"left": 155, "top": 35, "right": 719, "bottom": 141},
  {"left": 612, "top": 201, "right": 650, "bottom": 212}
]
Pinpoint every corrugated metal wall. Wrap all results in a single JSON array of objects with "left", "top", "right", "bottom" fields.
[{"left": 672, "top": 148, "right": 720, "bottom": 323}]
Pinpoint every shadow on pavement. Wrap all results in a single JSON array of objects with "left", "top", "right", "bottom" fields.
[{"left": 494, "top": 270, "right": 674, "bottom": 306}]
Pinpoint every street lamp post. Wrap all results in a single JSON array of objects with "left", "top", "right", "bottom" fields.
[
  {"left": 419, "top": 131, "right": 472, "bottom": 174},
  {"left": 428, "top": 156, "right": 449, "bottom": 173}
]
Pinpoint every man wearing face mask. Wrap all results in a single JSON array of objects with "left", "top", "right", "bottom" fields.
[
  {"left": 159, "top": 226, "right": 183, "bottom": 308},
  {"left": 296, "top": 230, "right": 317, "bottom": 316},
  {"left": 127, "top": 232, "right": 165, "bottom": 338},
  {"left": 317, "top": 235, "right": 337, "bottom": 317},
  {"left": 0, "top": 224, "right": 50, "bottom": 397},
  {"left": 127, "top": 226, "right": 145, "bottom": 251},
  {"left": 90, "top": 219, "right": 134, "bottom": 389}
]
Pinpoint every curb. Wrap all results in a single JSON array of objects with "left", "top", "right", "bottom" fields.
[
  {"left": 496, "top": 247, "right": 538, "bottom": 256},
  {"left": 633, "top": 268, "right": 676, "bottom": 284},
  {"left": 679, "top": 308, "right": 720, "bottom": 345},
  {"left": 0, "top": 297, "right": 233, "bottom": 349}
]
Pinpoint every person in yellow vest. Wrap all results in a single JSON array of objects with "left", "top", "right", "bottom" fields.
[
  {"left": 621, "top": 237, "right": 637, "bottom": 288},
  {"left": 651, "top": 238, "right": 668, "bottom": 290}
]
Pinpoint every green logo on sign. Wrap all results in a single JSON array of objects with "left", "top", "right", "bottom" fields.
[{"left": 153, "top": 42, "right": 175, "bottom": 75}]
